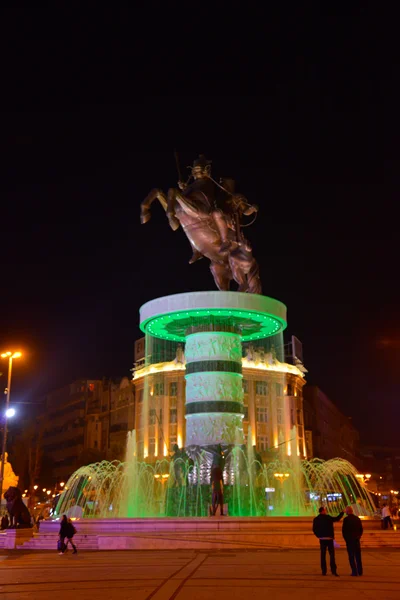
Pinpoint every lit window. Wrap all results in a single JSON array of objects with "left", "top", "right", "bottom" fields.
[
  {"left": 256, "top": 381, "right": 268, "bottom": 395},
  {"left": 170, "top": 408, "right": 177, "bottom": 423},
  {"left": 257, "top": 407, "right": 268, "bottom": 423},
  {"left": 257, "top": 436, "right": 268, "bottom": 452},
  {"left": 154, "top": 383, "right": 165, "bottom": 396}
]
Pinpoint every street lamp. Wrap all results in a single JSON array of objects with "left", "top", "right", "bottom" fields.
[
  {"left": 0, "top": 351, "right": 22, "bottom": 503},
  {"left": 356, "top": 473, "right": 372, "bottom": 483},
  {"left": 274, "top": 473, "right": 290, "bottom": 483}
]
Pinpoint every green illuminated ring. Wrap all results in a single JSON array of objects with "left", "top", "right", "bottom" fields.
[{"left": 139, "top": 292, "right": 287, "bottom": 342}]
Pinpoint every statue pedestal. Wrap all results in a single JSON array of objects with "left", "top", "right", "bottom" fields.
[
  {"left": 4, "top": 528, "right": 33, "bottom": 549},
  {"left": 140, "top": 291, "right": 287, "bottom": 448}
]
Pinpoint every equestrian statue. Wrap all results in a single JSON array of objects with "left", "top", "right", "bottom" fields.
[{"left": 140, "top": 155, "right": 262, "bottom": 294}]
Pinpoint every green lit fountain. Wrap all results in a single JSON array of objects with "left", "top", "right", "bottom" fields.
[{"left": 56, "top": 292, "right": 375, "bottom": 519}]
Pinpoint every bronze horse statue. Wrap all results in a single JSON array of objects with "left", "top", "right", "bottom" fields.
[
  {"left": 140, "top": 155, "right": 262, "bottom": 294},
  {"left": 4, "top": 486, "right": 32, "bottom": 528}
]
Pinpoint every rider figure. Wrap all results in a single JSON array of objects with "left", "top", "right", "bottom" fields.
[{"left": 178, "top": 155, "right": 234, "bottom": 262}]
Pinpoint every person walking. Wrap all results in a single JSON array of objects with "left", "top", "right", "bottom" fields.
[
  {"left": 58, "top": 514, "right": 78, "bottom": 554},
  {"left": 312, "top": 506, "right": 344, "bottom": 576},
  {"left": 382, "top": 504, "right": 393, "bottom": 529},
  {"left": 342, "top": 506, "right": 363, "bottom": 576}
]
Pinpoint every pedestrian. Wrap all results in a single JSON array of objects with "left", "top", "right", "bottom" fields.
[
  {"left": 58, "top": 514, "right": 78, "bottom": 554},
  {"left": 312, "top": 506, "right": 344, "bottom": 576},
  {"left": 342, "top": 506, "right": 363, "bottom": 576},
  {"left": 210, "top": 464, "right": 224, "bottom": 516},
  {"left": 382, "top": 504, "right": 393, "bottom": 529}
]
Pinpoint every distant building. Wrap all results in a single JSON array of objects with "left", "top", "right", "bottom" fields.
[
  {"left": 359, "top": 445, "right": 400, "bottom": 498},
  {"left": 303, "top": 385, "right": 360, "bottom": 467},
  {"left": 37, "top": 377, "right": 134, "bottom": 483}
]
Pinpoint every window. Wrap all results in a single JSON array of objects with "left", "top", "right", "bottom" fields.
[
  {"left": 88, "top": 383, "right": 95, "bottom": 392},
  {"left": 159, "top": 408, "right": 163, "bottom": 424},
  {"left": 149, "top": 438, "right": 155, "bottom": 455},
  {"left": 170, "top": 408, "right": 177, "bottom": 423},
  {"left": 243, "top": 405, "right": 249, "bottom": 420},
  {"left": 257, "top": 436, "right": 269, "bottom": 452},
  {"left": 257, "top": 407, "right": 268, "bottom": 423},
  {"left": 169, "top": 436, "right": 177, "bottom": 448},
  {"left": 154, "top": 382, "right": 164, "bottom": 395},
  {"left": 286, "top": 383, "right": 293, "bottom": 396},
  {"left": 277, "top": 408, "right": 283, "bottom": 424},
  {"left": 137, "top": 389, "right": 144, "bottom": 404},
  {"left": 297, "top": 409, "right": 302, "bottom": 425},
  {"left": 256, "top": 381, "right": 268, "bottom": 395},
  {"left": 169, "top": 382, "right": 178, "bottom": 396},
  {"left": 149, "top": 409, "right": 156, "bottom": 425},
  {"left": 94, "top": 440, "right": 98, "bottom": 449},
  {"left": 290, "top": 409, "right": 295, "bottom": 427},
  {"left": 243, "top": 379, "right": 248, "bottom": 393},
  {"left": 275, "top": 383, "right": 283, "bottom": 396}
]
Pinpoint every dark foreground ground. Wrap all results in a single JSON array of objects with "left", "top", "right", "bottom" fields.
[{"left": 0, "top": 548, "right": 399, "bottom": 600}]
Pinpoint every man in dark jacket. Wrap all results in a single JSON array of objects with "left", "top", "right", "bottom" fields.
[
  {"left": 312, "top": 507, "right": 344, "bottom": 576},
  {"left": 342, "top": 506, "right": 363, "bottom": 576}
]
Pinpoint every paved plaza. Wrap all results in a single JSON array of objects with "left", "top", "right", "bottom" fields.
[{"left": 0, "top": 548, "right": 399, "bottom": 600}]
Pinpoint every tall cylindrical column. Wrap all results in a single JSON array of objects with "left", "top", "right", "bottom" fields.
[{"left": 184, "top": 331, "right": 244, "bottom": 448}]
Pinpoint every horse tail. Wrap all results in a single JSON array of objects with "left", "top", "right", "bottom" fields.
[{"left": 247, "top": 259, "right": 262, "bottom": 295}]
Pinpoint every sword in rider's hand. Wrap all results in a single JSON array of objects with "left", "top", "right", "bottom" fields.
[{"left": 174, "top": 150, "right": 185, "bottom": 190}]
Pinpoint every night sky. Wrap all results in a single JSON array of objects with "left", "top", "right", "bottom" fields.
[{"left": 0, "top": 6, "right": 398, "bottom": 444}]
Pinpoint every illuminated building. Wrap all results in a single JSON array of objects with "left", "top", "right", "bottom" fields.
[{"left": 133, "top": 337, "right": 307, "bottom": 460}]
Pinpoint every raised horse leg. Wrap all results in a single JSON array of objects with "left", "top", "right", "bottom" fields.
[{"left": 141, "top": 188, "right": 177, "bottom": 228}]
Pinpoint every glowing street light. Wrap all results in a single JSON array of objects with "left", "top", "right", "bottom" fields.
[
  {"left": 5, "top": 408, "right": 15, "bottom": 418},
  {"left": 274, "top": 473, "right": 290, "bottom": 483},
  {"left": 33, "top": 485, "right": 38, "bottom": 490},
  {"left": 0, "top": 351, "right": 22, "bottom": 501},
  {"left": 60, "top": 482, "right": 65, "bottom": 488},
  {"left": 356, "top": 473, "right": 371, "bottom": 483}
]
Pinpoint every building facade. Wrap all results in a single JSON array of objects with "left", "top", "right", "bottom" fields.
[
  {"left": 303, "top": 385, "right": 360, "bottom": 466},
  {"left": 359, "top": 445, "right": 400, "bottom": 497},
  {"left": 36, "top": 377, "right": 135, "bottom": 484},
  {"left": 133, "top": 340, "right": 307, "bottom": 461}
]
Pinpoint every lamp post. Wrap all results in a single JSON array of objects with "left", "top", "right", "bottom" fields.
[
  {"left": 356, "top": 473, "right": 372, "bottom": 484},
  {"left": 274, "top": 473, "right": 290, "bottom": 484},
  {"left": 0, "top": 351, "right": 22, "bottom": 503}
]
